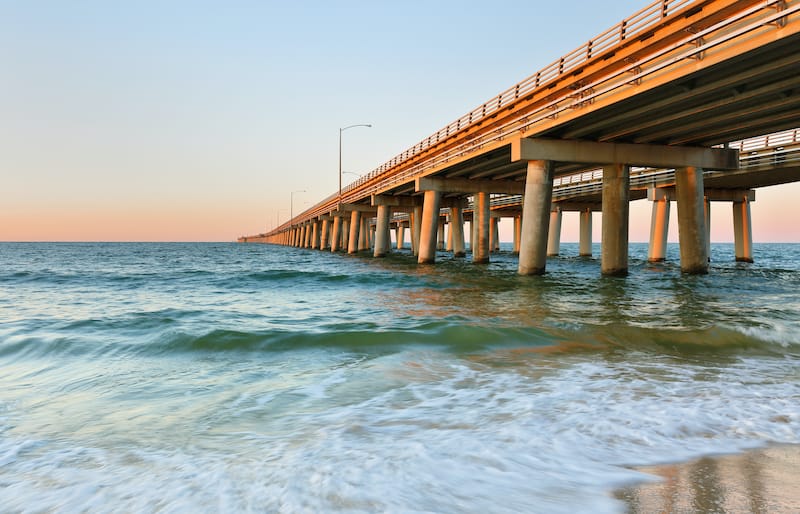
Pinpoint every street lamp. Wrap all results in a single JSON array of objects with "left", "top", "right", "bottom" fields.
[
  {"left": 274, "top": 208, "right": 288, "bottom": 231},
  {"left": 290, "top": 190, "right": 305, "bottom": 228},
  {"left": 339, "top": 124, "right": 371, "bottom": 205}
]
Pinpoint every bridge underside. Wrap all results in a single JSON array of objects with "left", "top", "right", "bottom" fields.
[{"left": 372, "top": 32, "right": 800, "bottom": 202}]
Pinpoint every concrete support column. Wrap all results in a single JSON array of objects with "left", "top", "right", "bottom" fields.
[
  {"left": 437, "top": 219, "right": 446, "bottom": 250},
  {"left": 513, "top": 216, "right": 522, "bottom": 254},
  {"left": 311, "top": 222, "right": 320, "bottom": 249},
  {"left": 358, "top": 216, "right": 369, "bottom": 252},
  {"left": 648, "top": 190, "right": 670, "bottom": 262},
  {"left": 473, "top": 192, "right": 491, "bottom": 263},
  {"left": 579, "top": 209, "right": 593, "bottom": 257},
  {"left": 451, "top": 206, "right": 466, "bottom": 257},
  {"left": 470, "top": 218, "right": 477, "bottom": 253},
  {"left": 331, "top": 217, "right": 342, "bottom": 252},
  {"left": 321, "top": 219, "right": 330, "bottom": 250},
  {"left": 418, "top": 190, "right": 441, "bottom": 264},
  {"left": 341, "top": 219, "right": 350, "bottom": 250},
  {"left": 601, "top": 163, "right": 630, "bottom": 276},
  {"left": 518, "top": 160, "right": 554, "bottom": 275},
  {"left": 490, "top": 217, "right": 500, "bottom": 252},
  {"left": 411, "top": 206, "right": 423, "bottom": 257},
  {"left": 306, "top": 224, "right": 313, "bottom": 248},
  {"left": 733, "top": 198, "right": 754, "bottom": 262},
  {"left": 348, "top": 210, "right": 361, "bottom": 255},
  {"left": 547, "top": 208, "right": 562, "bottom": 256},
  {"left": 396, "top": 224, "right": 405, "bottom": 250},
  {"left": 374, "top": 205, "right": 391, "bottom": 258},
  {"left": 446, "top": 217, "right": 453, "bottom": 252},
  {"left": 704, "top": 197, "right": 711, "bottom": 261},
  {"left": 675, "top": 166, "right": 709, "bottom": 274}
]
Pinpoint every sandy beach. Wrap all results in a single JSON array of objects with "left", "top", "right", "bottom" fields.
[{"left": 615, "top": 444, "right": 800, "bottom": 513}]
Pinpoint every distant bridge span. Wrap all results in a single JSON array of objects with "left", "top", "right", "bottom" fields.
[{"left": 245, "top": 0, "right": 800, "bottom": 276}]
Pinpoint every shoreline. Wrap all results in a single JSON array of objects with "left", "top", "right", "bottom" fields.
[{"left": 614, "top": 444, "right": 800, "bottom": 513}]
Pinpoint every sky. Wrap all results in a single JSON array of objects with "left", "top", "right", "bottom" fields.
[{"left": 2, "top": 0, "right": 798, "bottom": 242}]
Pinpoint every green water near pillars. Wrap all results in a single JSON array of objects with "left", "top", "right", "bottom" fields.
[{"left": 1, "top": 242, "right": 798, "bottom": 513}]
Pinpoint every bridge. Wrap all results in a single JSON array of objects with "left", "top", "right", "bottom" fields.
[{"left": 240, "top": 0, "right": 800, "bottom": 276}]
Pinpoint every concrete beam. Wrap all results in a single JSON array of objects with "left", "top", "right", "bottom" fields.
[
  {"left": 704, "top": 189, "right": 756, "bottom": 202},
  {"left": 416, "top": 177, "right": 525, "bottom": 195},
  {"left": 440, "top": 197, "right": 469, "bottom": 209},
  {"left": 553, "top": 201, "right": 602, "bottom": 212},
  {"left": 336, "top": 203, "right": 378, "bottom": 214},
  {"left": 512, "top": 137, "right": 739, "bottom": 170},
  {"left": 650, "top": 187, "right": 755, "bottom": 202},
  {"left": 371, "top": 195, "right": 423, "bottom": 207}
]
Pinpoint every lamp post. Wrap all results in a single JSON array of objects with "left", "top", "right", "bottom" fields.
[
  {"left": 290, "top": 190, "right": 305, "bottom": 228},
  {"left": 339, "top": 124, "right": 371, "bottom": 205}
]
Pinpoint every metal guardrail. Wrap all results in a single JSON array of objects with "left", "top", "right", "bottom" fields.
[{"left": 273, "top": 0, "right": 799, "bottom": 234}]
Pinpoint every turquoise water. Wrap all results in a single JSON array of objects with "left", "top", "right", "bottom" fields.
[{"left": 1, "top": 242, "right": 798, "bottom": 513}]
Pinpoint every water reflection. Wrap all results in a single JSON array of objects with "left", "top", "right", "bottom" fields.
[{"left": 615, "top": 446, "right": 800, "bottom": 513}]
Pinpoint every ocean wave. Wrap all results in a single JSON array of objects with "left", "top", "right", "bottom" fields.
[{"left": 2, "top": 318, "right": 796, "bottom": 362}]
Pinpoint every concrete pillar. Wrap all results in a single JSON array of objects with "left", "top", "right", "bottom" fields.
[
  {"left": 513, "top": 216, "right": 522, "bottom": 254},
  {"left": 437, "top": 218, "right": 446, "bottom": 250},
  {"left": 341, "top": 219, "right": 350, "bottom": 250},
  {"left": 473, "top": 192, "right": 490, "bottom": 264},
  {"left": 358, "top": 215, "right": 369, "bottom": 251},
  {"left": 490, "top": 217, "right": 500, "bottom": 252},
  {"left": 648, "top": 190, "right": 670, "bottom": 262},
  {"left": 321, "top": 219, "right": 330, "bottom": 250},
  {"left": 374, "top": 205, "right": 391, "bottom": 258},
  {"left": 370, "top": 224, "right": 376, "bottom": 250},
  {"left": 331, "top": 217, "right": 342, "bottom": 252},
  {"left": 348, "top": 210, "right": 361, "bottom": 254},
  {"left": 451, "top": 206, "right": 466, "bottom": 257},
  {"left": 311, "top": 221, "right": 320, "bottom": 249},
  {"left": 733, "top": 198, "right": 754, "bottom": 262},
  {"left": 704, "top": 197, "right": 711, "bottom": 261},
  {"left": 601, "top": 163, "right": 630, "bottom": 276},
  {"left": 411, "top": 206, "right": 423, "bottom": 257},
  {"left": 396, "top": 224, "right": 405, "bottom": 250},
  {"left": 579, "top": 209, "right": 592, "bottom": 257},
  {"left": 446, "top": 217, "right": 453, "bottom": 252},
  {"left": 518, "top": 160, "right": 554, "bottom": 275},
  {"left": 470, "top": 218, "right": 477, "bottom": 253},
  {"left": 675, "top": 166, "right": 709, "bottom": 274},
  {"left": 306, "top": 223, "right": 312, "bottom": 248},
  {"left": 418, "top": 190, "right": 441, "bottom": 264},
  {"left": 547, "top": 208, "right": 562, "bottom": 256}
]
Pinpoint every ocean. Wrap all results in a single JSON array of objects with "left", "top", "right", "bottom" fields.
[{"left": 1, "top": 242, "right": 798, "bottom": 513}]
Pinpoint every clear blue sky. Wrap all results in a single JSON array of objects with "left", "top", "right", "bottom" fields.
[{"left": 2, "top": 0, "right": 797, "bottom": 241}]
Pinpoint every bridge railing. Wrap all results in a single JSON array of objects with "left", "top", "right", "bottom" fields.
[
  {"left": 338, "top": 0, "right": 705, "bottom": 198},
  {"left": 278, "top": 0, "right": 798, "bottom": 233}
]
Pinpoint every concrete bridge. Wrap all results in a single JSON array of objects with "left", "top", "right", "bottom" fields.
[{"left": 241, "top": 0, "right": 800, "bottom": 276}]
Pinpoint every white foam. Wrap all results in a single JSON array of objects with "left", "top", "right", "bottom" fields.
[{"left": 1, "top": 350, "right": 798, "bottom": 513}]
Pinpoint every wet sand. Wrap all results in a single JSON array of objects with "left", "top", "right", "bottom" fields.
[{"left": 615, "top": 444, "right": 800, "bottom": 513}]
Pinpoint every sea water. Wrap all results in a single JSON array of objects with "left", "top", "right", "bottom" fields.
[{"left": 1, "top": 242, "right": 798, "bottom": 513}]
